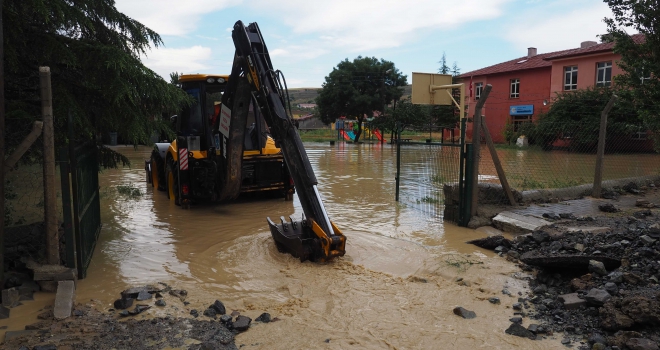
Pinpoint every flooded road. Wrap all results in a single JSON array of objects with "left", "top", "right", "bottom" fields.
[{"left": 7, "top": 143, "right": 565, "bottom": 349}]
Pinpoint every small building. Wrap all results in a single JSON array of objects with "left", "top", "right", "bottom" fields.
[{"left": 297, "top": 103, "right": 317, "bottom": 109}]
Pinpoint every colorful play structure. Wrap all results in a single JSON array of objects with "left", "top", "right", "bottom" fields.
[{"left": 336, "top": 120, "right": 386, "bottom": 142}]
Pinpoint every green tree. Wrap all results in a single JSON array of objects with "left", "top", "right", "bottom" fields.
[
  {"left": 604, "top": 0, "right": 660, "bottom": 133},
  {"left": 438, "top": 52, "right": 449, "bottom": 74},
  {"left": 534, "top": 87, "right": 637, "bottom": 151},
  {"left": 371, "top": 97, "right": 428, "bottom": 141},
  {"left": 316, "top": 56, "right": 407, "bottom": 142},
  {"left": 4, "top": 0, "right": 190, "bottom": 167}
]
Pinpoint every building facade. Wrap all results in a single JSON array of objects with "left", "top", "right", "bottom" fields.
[{"left": 458, "top": 36, "right": 642, "bottom": 144}]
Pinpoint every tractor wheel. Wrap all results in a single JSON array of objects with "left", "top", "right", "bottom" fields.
[
  {"left": 166, "top": 160, "right": 180, "bottom": 206},
  {"left": 150, "top": 150, "right": 166, "bottom": 191}
]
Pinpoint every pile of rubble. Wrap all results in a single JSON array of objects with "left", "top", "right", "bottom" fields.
[
  {"left": 470, "top": 210, "right": 660, "bottom": 350},
  {"left": 4, "top": 283, "right": 274, "bottom": 349}
]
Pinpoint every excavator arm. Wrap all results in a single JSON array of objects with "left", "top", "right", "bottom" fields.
[{"left": 217, "top": 20, "right": 346, "bottom": 262}]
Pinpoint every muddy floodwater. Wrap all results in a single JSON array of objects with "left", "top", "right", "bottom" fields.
[{"left": 4, "top": 143, "right": 566, "bottom": 349}]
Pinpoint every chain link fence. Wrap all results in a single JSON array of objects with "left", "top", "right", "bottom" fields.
[
  {"left": 4, "top": 118, "right": 65, "bottom": 268},
  {"left": 396, "top": 143, "right": 463, "bottom": 219},
  {"left": 476, "top": 119, "right": 660, "bottom": 206}
]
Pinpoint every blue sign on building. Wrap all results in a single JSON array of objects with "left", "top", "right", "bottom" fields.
[{"left": 509, "top": 105, "right": 534, "bottom": 116}]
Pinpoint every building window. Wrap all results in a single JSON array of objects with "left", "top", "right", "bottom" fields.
[
  {"left": 640, "top": 69, "right": 651, "bottom": 84},
  {"left": 596, "top": 62, "right": 612, "bottom": 87},
  {"left": 510, "top": 79, "right": 519, "bottom": 98},
  {"left": 632, "top": 131, "right": 648, "bottom": 140},
  {"left": 511, "top": 115, "right": 531, "bottom": 132},
  {"left": 564, "top": 66, "right": 578, "bottom": 90},
  {"left": 475, "top": 82, "right": 483, "bottom": 100}
]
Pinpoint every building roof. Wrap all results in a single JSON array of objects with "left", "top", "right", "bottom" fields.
[
  {"left": 459, "top": 49, "right": 572, "bottom": 78},
  {"left": 544, "top": 33, "right": 645, "bottom": 60},
  {"left": 459, "top": 34, "right": 645, "bottom": 78}
]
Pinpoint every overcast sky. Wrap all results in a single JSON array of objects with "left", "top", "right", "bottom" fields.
[{"left": 116, "top": 0, "right": 615, "bottom": 88}]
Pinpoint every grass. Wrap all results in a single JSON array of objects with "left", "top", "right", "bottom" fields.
[
  {"left": 444, "top": 254, "right": 484, "bottom": 271},
  {"left": 506, "top": 173, "right": 590, "bottom": 191},
  {"left": 117, "top": 183, "right": 142, "bottom": 199},
  {"left": 298, "top": 129, "right": 336, "bottom": 142},
  {"left": 417, "top": 196, "right": 441, "bottom": 204}
]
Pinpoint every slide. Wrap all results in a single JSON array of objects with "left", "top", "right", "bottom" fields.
[
  {"left": 340, "top": 129, "right": 353, "bottom": 141},
  {"left": 346, "top": 131, "right": 356, "bottom": 140},
  {"left": 373, "top": 128, "right": 386, "bottom": 142}
]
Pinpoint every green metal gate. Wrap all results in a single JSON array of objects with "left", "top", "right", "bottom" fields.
[
  {"left": 59, "top": 140, "right": 102, "bottom": 279},
  {"left": 395, "top": 118, "right": 473, "bottom": 226}
]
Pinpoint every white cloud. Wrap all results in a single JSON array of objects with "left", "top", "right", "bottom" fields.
[
  {"left": 250, "top": 0, "right": 511, "bottom": 52},
  {"left": 114, "top": 0, "right": 242, "bottom": 36},
  {"left": 506, "top": 2, "right": 613, "bottom": 53},
  {"left": 141, "top": 46, "right": 213, "bottom": 79},
  {"left": 269, "top": 45, "right": 328, "bottom": 60},
  {"left": 196, "top": 35, "right": 219, "bottom": 41}
]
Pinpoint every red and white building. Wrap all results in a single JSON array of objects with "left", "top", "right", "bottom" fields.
[{"left": 458, "top": 35, "right": 643, "bottom": 143}]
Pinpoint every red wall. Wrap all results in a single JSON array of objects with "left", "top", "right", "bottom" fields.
[
  {"left": 459, "top": 67, "right": 552, "bottom": 143},
  {"left": 550, "top": 52, "right": 624, "bottom": 94}
]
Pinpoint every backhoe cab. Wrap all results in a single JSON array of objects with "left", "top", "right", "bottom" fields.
[{"left": 146, "top": 73, "right": 294, "bottom": 206}]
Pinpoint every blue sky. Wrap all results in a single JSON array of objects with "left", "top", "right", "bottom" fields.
[{"left": 116, "top": 0, "right": 615, "bottom": 88}]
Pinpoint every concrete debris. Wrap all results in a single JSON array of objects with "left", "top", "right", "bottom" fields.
[
  {"left": 452, "top": 306, "right": 476, "bottom": 319},
  {"left": 492, "top": 212, "right": 551, "bottom": 234}
]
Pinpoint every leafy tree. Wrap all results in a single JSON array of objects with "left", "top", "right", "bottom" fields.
[
  {"left": 371, "top": 97, "right": 428, "bottom": 141},
  {"left": 532, "top": 87, "right": 638, "bottom": 151},
  {"left": 4, "top": 0, "right": 190, "bottom": 167},
  {"left": 604, "top": 0, "right": 660, "bottom": 134},
  {"left": 316, "top": 56, "right": 407, "bottom": 142}
]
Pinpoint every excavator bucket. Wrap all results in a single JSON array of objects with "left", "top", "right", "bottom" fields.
[{"left": 267, "top": 216, "right": 346, "bottom": 262}]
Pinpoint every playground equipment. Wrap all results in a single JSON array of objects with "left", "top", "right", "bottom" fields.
[
  {"left": 339, "top": 129, "right": 352, "bottom": 141},
  {"left": 337, "top": 122, "right": 386, "bottom": 142}
]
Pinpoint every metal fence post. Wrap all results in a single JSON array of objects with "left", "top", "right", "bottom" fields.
[
  {"left": 395, "top": 121, "right": 401, "bottom": 202},
  {"left": 462, "top": 144, "right": 474, "bottom": 226},
  {"left": 58, "top": 147, "right": 76, "bottom": 269},
  {"left": 458, "top": 118, "right": 467, "bottom": 224}
]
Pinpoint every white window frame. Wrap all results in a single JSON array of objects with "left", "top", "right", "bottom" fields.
[
  {"left": 564, "top": 66, "right": 578, "bottom": 90},
  {"left": 510, "top": 79, "right": 520, "bottom": 98},
  {"left": 641, "top": 70, "right": 652, "bottom": 84},
  {"left": 596, "top": 62, "right": 612, "bottom": 87},
  {"left": 475, "top": 82, "right": 483, "bottom": 100},
  {"left": 632, "top": 131, "right": 648, "bottom": 140}
]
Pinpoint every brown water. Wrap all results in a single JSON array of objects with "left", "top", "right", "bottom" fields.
[{"left": 2, "top": 143, "right": 565, "bottom": 349}]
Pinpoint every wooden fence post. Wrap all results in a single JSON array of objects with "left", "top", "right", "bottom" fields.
[
  {"left": 0, "top": 0, "right": 5, "bottom": 282},
  {"left": 4, "top": 121, "right": 43, "bottom": 174},
  {"left": 40, "top": 67, "right": 59, "bottom": 265},
  {"left": 470, "top": 84, "right": 492, "bottom": 217},
  {"left": 592, "top": 94, "right": 617, "bottom": 198},
  {"left": 481, "top": 117, "right": 517, "bottom": 206}
]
